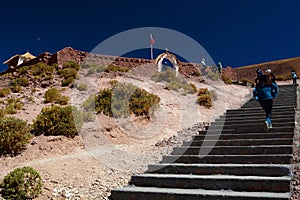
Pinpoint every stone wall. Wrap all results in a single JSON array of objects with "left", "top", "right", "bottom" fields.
[{"left": 1, "top": 47, "right": 200, "bottom": 77}]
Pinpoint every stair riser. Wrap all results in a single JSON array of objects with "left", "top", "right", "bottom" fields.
[
  {"left": 220, "top": 111, "right": 295, "bottom": 118},
  {"left": 194, "top": 133, "right": 294, "bottom": 140},
  {"left": 147, "top": 165, "right": 291, "bottom": 177},
  {"left": 184, "top": 139, "right": 293, "bottom": 146},
  {"left": 171, "top": 146, "right": 292, "bottom": 155},
  {"left": 209, "top": 122, "right": 294, "bottom": 129},
  {"left": 218, "top": 114, "right": 295, "bottom": 120},
  {"left": 110, "top": 191, "right": 290, "bottom": 200},
  {"left": 226, "top": 108, "right": 295, "bottom": 114},
  {"left": 213, "top": 118, "right": 294, "bottom": 125},
  {"left": 162, "top": 155, "right": 292, "bottom": 164},
  {"left": 130, "top": 176, "right": 290, "bottom": 193},
  {"left": 242, "top": 103, "right": 296, "bottom": 108},
  {"left": 204, "top": 127, "right": 294, "bottom": 133}
]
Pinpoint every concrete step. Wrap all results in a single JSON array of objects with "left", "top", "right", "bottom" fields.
[
  {"left": 195, "top": 132, "right": 294, "bottom": 140},
  {"left": 218, "top": 113, "right": 295, "bottom": 120},
  {"left": 171, "top": 145, "right": 293, "bottom": 155},
  {"left": 220, "top": 111, "right": 295, "bottom": 118},
  {"left": 183, "top": 138, "right": 293, "bottom": 146},
  {"left": 146, "top": 163, "right": 291, "bottom": 177},
  {"left": 205, "top": 126, "right": 294, "bottom": 134},
  {"left": 213, "top": 118, "right": 294, "bottom": 125},
  {"left": 110, "top": 187, "right": 291, "bottom": 200},
  {"left": 243, "top": 99, "right": 296, "bottom": 105},
  {"left": 209, "top": 121, "right": 294, "bottom": 129},
  {"left": 226, "top": 106, "right": 295, "bottom": 114},
  {"left": 242, "top": 102, "right": 296, "bottom": 108},
  {"left": 161, "top": 154, "right": 292, "bottom": 164},
  {"left": 129, "top": 174, "right": 291, "bottom": 193},
  {"left": 109, "top": 85, "right": 296, "bottom": 200}
]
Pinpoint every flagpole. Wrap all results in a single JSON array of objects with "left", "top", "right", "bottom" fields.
[{"left": 150, "top": 34, "right": 153, "bottom": 60}]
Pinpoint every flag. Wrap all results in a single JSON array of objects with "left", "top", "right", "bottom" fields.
[{"left": 150, "top": 34, "right": 155, "bottom": 45}]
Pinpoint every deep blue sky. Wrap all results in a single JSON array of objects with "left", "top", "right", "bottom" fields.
[{"left": 1, "top": 0, "right": 300, "bottom": 72}]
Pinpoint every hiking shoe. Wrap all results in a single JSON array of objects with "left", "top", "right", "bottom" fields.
[{"left": 264, "top": 121, "right": 269, "bottom": 131}]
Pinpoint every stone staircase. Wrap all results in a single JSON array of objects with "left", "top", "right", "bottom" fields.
[{"left": 110, "top": 85, "right": 297, "bottom": 200}]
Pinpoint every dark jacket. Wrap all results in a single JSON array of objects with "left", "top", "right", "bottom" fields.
[{"left": 253, "top": 82, "right": 278, "bottom": 101}]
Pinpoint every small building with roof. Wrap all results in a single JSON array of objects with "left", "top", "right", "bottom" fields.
[{"left": 3, "top": 51, "right": 36, "bottom": 68}]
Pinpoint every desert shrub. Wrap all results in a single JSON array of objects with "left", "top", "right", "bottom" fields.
[
  {"left": 0, "top": 117, "right": 32, "bottom": 155},
  {"left": 192, "top": 69, "right": 201, "bottom": 76},
  {"left": 59, "top": 67, "right": 78, "bottom": 86},
  {"left": 197, "top": 88, "right": 212, "bottom": 108},
  {"left": 188, "top": 83, "right": 197, "bottom": 93},
  {"left": 82, "top": 83, "right": 160, "bottom": 118},
  {"left": 31, "top": 88, "right": 37, "bottom": 93},
  {"left": 151, "top": 68, "right": 178, "bottom": 83},
  {"left": 5, "top": 98, "right": 23, "bottom": 114},
  {"left": 0, "top": 87, "right": 11, "bottom": 97},
  {"left": 129, "top": 87, "right": 160, "bottom": 117},
  {"left": 81, "top": 62, "right": 106, "bottom": 73},
  {"left": 165, "top": 81, "right": 182, "bottom": 91},
  {"left": 82, "top": 111, "right": 96, "bottom": 122},
  {"left": 105, "top": 65, "right": 129, "bottom": 73},
  {"left": 28, "top": 63, "right": 55, "bottom": 77},
  {"left": 198, "top": 88, "right": 210, "bottom": 95},
  {"left": 17, "top": 65, "right": 30, "bottom": 75},
  {"left": 28, "top": 96, "right": 35, "bottom": 103},
  {"left": 77, "top": 83, "right": 88, "bottom": 91},
  {"left": 63, "top": 61, "right": 80, "bottom": 71},
  {"left": 11, "top": 85, "right": 22, "bottom": 93},
  {"left": 110, "top": 83, "right": 160, "bottom": 118},
  {"left": 33, "top": 105, "right": 83, "bottom": 137},
  {"left": 87, "top": 68, "right": 96, "bottom": 75},
  {"left": 0, "top": 108, "right": 5, "bottom": 118},
  {"left": 11, "top": 77, "right": 30, "bottom": 87},
  {"left": 239, "top": 78, "right": 255, "bottom": 86},
  {"left": 52, "top": 63, "right": 59, "bottom": 70},
  {"left": 276, "top": 75, "right": 290, "bottom": 81},
  {"left": 221, "top": 75, "right": 233, "bottom": 84},
  {"left": 110, "top": 83, "right": 137, "bottom": 117},
  {"left": 152, "top": 69, "right": 197, "bottom": 94},
  {"left": 1, "top": 166, "right": 42, "bottom": 199},
  {"left": 5, "top": 104, "right": 17, "bottom": 114},
  {"left": 109, "top": 80, "right": 118, "bottom": 87},
  {"left": 58, "top": 95, "right": 69, "bottom": 105},
  {"left": 207, "top": 71, "right": 219, "bottom": 81},
  {"left": 181, "top": 83, "right": 198, "bottom": 94},
  {"left": 44, "top": 75, "right": 53, "bottom": 80},
  {"left": 197, "top": 94, "right": 212, "bottom": 108},
  {"left": 81, "top": 62, "right": 91, "bottom": 69},
  {"left": 59, "top": 68, "right": 77, "bottom": 80},
  {"left": 44, "top": 88, "right": 61, "bottom": 103},
  {"left": 96, "top": 65, "right": 106, "bottom": 73},
  {"left": 44, "top": 88, "right": 69, "bottom": 105},
  {"left": 81, "top": 95, "right": 96, "bottom": 112},
  {"left": 95, "top": 89, "right": 113, "bottom": 116},
  {"left": 62, "top": 77, "right": 75, "bottom": 86}
]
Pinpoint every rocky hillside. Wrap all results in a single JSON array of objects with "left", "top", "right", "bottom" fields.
[{"left": 223, "top": 57, "right": 300, "bottom": 82}]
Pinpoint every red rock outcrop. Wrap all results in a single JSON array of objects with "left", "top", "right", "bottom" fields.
[{"left": 48, "top": 47, "right": 88, "bottom": 68}]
